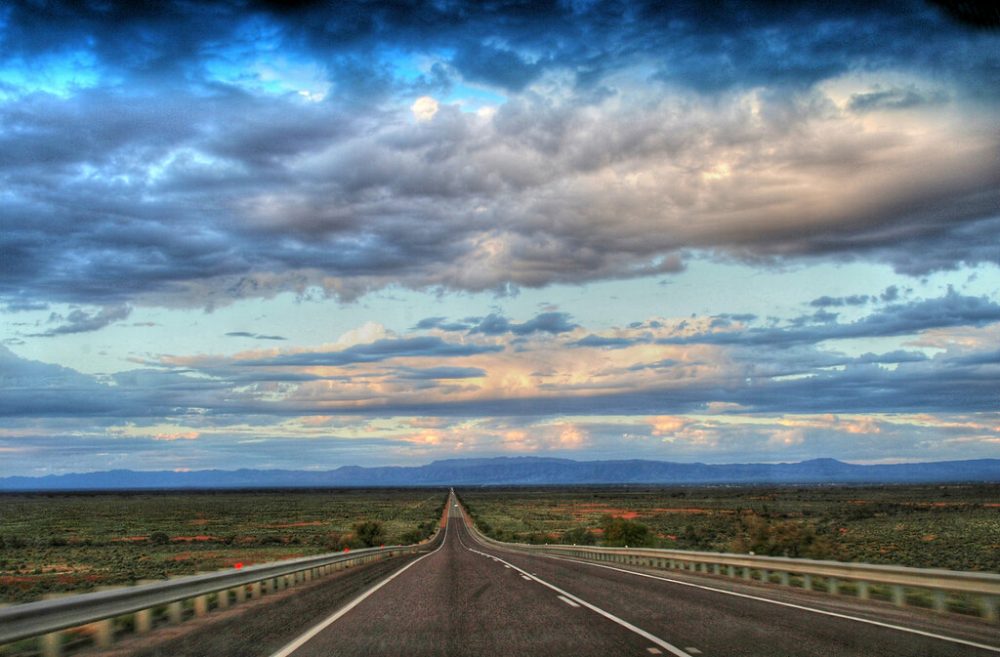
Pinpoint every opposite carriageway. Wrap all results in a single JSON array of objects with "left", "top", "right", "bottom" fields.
[{"left": 3, "top": 491, "right": 998, "bottom": 657}]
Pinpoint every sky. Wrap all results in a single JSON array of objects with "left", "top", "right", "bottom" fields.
[{"left": 1, "top": 1, "right": 998, "bottom": 476}]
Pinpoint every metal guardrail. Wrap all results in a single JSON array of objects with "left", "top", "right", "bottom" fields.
[
  {"left": 0, "top": 531, "right": 442, "bottom": 656},
  {"left": 465, "top": 518, "right": 1000, "bottom": 623}
]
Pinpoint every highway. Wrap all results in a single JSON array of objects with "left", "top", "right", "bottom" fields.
[{"left": 264, "top": 493, "right": 999, "bottom": 657}]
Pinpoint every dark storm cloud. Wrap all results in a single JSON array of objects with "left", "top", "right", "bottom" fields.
[{"left": 0, "top": 1, "right": 997, "bottom": 310}]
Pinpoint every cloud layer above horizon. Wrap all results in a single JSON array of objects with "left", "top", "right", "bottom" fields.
[{"left": 1, "top": 1, "right": 998, "bottom": 475}]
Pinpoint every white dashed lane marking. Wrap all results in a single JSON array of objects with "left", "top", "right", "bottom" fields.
[
  {"left": 684, "top": 649, "right": 702, "bottom": 655},
  {"left": 647, "top": 649, "right": 662, "bottom": 655}
]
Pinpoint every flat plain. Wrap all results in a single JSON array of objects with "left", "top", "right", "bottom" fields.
[
  {"left": 0, "top": 488, "right": 446, "bottom": 603},
  {"left": 459, "top": 484, "right": 1000, "bottom": 571},
  {"left": 3, "top": 484, "right": 997, "bottom": 606}
]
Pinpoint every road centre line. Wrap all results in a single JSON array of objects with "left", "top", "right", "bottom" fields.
[
  {"left": 269, "top": 502, "right": 453, "bottom": 657},
  {"left": 533, "top": 552, "right": 1000, "bottom": 655},
  {"left": 455, "top": 527, "right": 692, "bottom": 657}
]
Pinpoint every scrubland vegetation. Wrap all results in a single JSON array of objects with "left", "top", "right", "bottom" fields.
[
  {"left": 459, "top": 484, "right": 999, "bottom": 571},
  {"left": 0, "top": 489, "right": 446, "bottom": 603}
]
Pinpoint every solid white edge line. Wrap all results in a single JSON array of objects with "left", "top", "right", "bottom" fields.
[
  {"left": 558, "top": 595, "right": 581, "bottom": 608},
  {"left": 451, "top": 512, "right": 691, "bottom": 657},
  {"left": 536, "top": 553, "right": 1000, "bottom": 655},
  {"left": 268, "top": 498, "right": 454, "bottom": 657}
]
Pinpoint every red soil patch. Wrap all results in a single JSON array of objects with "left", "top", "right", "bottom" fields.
[
  {"left": 561, "top": 505, "right": 642, "bottom": 519},
  {"left": 171, "top": 535, "right": 217, "bottom": 542},
  {"left": 647, "top": 507, "right": 712, "bottom": 515},
  {"left": 266, "top": 521, "right": 325, "bottom": 528},
  {"left": 112, "top": 536, "right": 149, "bottom": 542}
]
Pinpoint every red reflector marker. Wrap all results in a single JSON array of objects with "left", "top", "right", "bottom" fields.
[{"left": 234, "top": 562, "right": 244, "bottom": 569}]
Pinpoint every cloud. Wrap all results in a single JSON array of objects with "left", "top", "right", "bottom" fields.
[
  {"left": 848, "top": 86, "right": 949, "bottom": 112},
  {"left": 238, "top": 336, "right": 503, "bottom": 367},
  {"left": 397, "top": 366, "right": 486, "bottom": 380},
  {"left": 225, "top": 331, "right": 287, "bottom": 341},
  {"left": 0, "top": 2, "right": 996, "bottom": 311},
  {"left": 571, "top": 335, "right": 642, "bottom": 349},
  {"left": 659, "top": 291, "right": 1000, "bottom": 347},
  {"left": 809, "top": 295, "right": 870, "bottom": 308},
  {"left": 468, "top": 312, "right": 578, "bottom": 336},
  {"left": 30, "top": 305, "right": 131, "bottom": 337}
]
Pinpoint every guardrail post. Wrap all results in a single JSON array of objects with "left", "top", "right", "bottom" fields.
[
  {"left": 234, "top": 585, "right": 246, "bottom": 603},
  {"left": 803, "top": 574, "right": 812, "bottom": 590},
  {"left": 779, "top": 571, "right": 790, "bottom": 587},
  {"left": 216, "top": 589, "right": 229, "bottom": 609},
  {"left": 135, "top": 608, "right": 153, "bottom": 633},
  {"left": 167, "top": 600, "right": 183, "bottom": 624},
  {"left": 931, "top": 590, "right": 946, "bottom": 613},
  {"left": 857, "top": 581, "right": 870, "bottom": 600},
  {"left": 40, "top": 631, "right": 61, "bottom": 657},
  {"left": 87, "top": 618, "right": 114, "bottom": 648},
  {"left": 891, "top": 585, "right": 906, "bottom": 607},
  {"left": 251, "top": 582, "right": 262, "bottom": 599},
  {"left": 727, "top": 565, "right": 735, "bottom": 577},
  {"left": 981, "top": 596, "right": 998, "bottom": 623},
  {"left": 742, "top": 567, "right": 751, "bottom": 581},
  {"left": 827, "top": 577, "right": 839, "bottom": 595},
  {"left": 194, "top": 594, "right": 208, "bottom": 617}
]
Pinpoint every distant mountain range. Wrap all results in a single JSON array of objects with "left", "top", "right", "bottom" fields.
[{"left": 1, "top": 457, "right": 998, "bottom": 490}]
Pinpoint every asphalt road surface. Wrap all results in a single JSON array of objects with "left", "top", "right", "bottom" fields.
[{"left": 269, "top": 493, "right": 999, "bottom": 657}]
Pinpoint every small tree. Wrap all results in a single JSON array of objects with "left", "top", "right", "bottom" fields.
[
  {"left": 562, "top": 526, "right": 597, "bottom": 545},
  {"left": 149, "top": 531, "right": 170, "bottom": 545},
  {"left": 353, "top": 521, "right": 386, "bottom": 547},
  {"left": 600, "top": 515, "right": 652, "bottom": 547}
]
